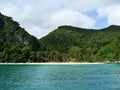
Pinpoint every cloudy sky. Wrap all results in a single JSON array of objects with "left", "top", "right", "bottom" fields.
[{"left": 0, "top": 0, "right": 120, "bottom": 38}]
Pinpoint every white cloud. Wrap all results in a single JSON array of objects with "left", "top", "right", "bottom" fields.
[
  {"left": 49, "top": 9, "right": 95, "bottom": 28},
  {"left": 97, "top": 5, "right": 120, "bottom": 26},
  {"left": 0, "top": 0, "right": 120, "bottom": 38},
  {"left": 28, "top": 26, "right": 50, "bottom": 38}
]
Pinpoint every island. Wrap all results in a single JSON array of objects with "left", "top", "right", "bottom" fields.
[{"left": 0, "top": 12, "right": 120, "bottom": 63}]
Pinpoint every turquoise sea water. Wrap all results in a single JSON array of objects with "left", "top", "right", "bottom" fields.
[{"left": 0, "top": 64, "right": 120, "bottom": 90}]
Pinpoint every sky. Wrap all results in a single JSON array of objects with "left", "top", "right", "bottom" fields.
[{"left": 0, "top": 0, "right": 120, "bottom": 38}]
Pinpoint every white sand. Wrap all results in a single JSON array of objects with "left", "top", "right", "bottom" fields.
[{"left": 0, "top": 62, "right": 105, "bottom": 65}]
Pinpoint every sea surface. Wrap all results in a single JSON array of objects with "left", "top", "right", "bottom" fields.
[{"left": 0, "top": 64, "right": 120, "bottom": 90}]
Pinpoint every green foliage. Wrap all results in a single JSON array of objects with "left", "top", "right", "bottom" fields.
[
  {"left": 40, "top": 25, "right": 120, "bottom": 62},
  {"left": 1, "top": 12, "right": 120, "bottom": 62},
  {"left": 0, "top": 12, "right": 39, "bottom": 63}
]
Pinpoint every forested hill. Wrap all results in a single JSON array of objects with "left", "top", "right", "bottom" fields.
[
  {"left": 0, "top": 13, "right": 120, "bottom": 62},
  {"left": 0, "top": 13, "right": 40, "bottom": 62},
  {"left": 40, "top": 25, "right": 120, "bottom": 62}
]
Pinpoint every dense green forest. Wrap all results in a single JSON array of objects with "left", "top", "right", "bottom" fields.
[{"left": 0, "top": 12, "right": 120, "bottom": 62}]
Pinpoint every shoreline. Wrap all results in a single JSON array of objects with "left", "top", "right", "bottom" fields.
[{"left": 0, "top": 62, "right": 105, "bottom": 65}]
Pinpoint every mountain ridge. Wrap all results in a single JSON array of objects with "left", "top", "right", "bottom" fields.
[
  {"left": 0, "top": 13, "right": 40, "bottom": 62},
  {"left": 40, "top": 24, "right": 120, "bottom": 62},
  {"left": 0, "top": 12, "right": 120, "bottom": 62}
]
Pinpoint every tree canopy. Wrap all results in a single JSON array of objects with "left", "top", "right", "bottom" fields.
[{"left": 0, "top": 13, "right": 120, "bottom": 62}]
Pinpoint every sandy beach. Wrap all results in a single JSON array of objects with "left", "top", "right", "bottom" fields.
[{"left": 0, "top": 62, "right": 105, "bottom": 65}]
